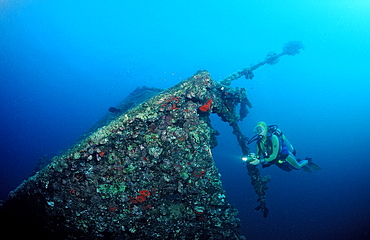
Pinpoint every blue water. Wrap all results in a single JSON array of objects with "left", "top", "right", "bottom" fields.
[{"left": 1, "top": 1, "right": 369, "bottom": 239}]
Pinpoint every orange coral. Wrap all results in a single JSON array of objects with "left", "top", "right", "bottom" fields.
[
  {"left": 98, "top": 151, "right": 105, "bottom": 157},
  {"left": 139, "top": 190, "right": 150, "bottom": 197},
  {"left": 136, "top": 195, "right": 146, "bottom": 202},
  {"left": 109, "top": 206, "right": 117, "bottom": 212},
  {"left": 193, "top": 169, "right": 206, "bottom": 177},
  {"left": 199, "top": 99, "right": 213, "bottom": 112}
]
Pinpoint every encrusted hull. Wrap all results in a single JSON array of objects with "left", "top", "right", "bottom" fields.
[{"left": 1, "top": 70, "right": 243, "bottom": 239}]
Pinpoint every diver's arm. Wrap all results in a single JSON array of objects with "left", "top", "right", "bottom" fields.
[
  {"left": 264, "top": 135, "right": 279, "bottom": 162},
  {"left": 249, "top": 144, "right": 263, "bottom": 165}
]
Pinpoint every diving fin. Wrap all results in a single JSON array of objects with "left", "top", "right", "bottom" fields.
[
  {"left": 302, "top": 165, "right": 313, "bottom": 173},
  {"left": 305, "top": 157, "right": 322, "bottom": 170},
  {"left": 308, "top": 162, "right": 322, "bottom": 170},
  {"left": 297, "top": 158, "right": 312, "bottom": 172}
]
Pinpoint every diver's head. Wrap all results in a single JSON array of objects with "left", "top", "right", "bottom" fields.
[
  {"left": 253, "top": 121, "right": 268, "bottom": 138},
  {"left": 246, "top": 121, "right": 267, "bottom": 145}
]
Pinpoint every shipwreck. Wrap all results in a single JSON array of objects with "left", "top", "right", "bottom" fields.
[{"left": 0, "top": 41, "right": 304, "bottom": 239}]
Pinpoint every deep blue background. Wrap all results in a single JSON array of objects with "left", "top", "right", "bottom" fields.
[{"left": 1, "top": 1, "right": 369, "bottom": 239}]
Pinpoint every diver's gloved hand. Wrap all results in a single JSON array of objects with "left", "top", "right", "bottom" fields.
[
  {"left": 249, "top": 153, "right": 261, "bottom": 165},
  {"left": 249, "top": 158, "right": 260, "bottom": 165},
  {"left": 242, "top": 153, "right": 261, "bottom": 165}
]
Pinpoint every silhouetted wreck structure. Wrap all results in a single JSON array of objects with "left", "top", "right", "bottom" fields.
[{"left": 0, "top": 41, "right": 303, "bottom": 239}]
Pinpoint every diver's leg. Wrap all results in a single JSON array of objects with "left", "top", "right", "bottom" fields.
[{"left": 285, "top": 154, "right": 308, "bottom": 169}]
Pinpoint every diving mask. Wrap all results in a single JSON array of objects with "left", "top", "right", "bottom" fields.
[{"left": 253, "top": 125, "right": 266, "bottom": 135}]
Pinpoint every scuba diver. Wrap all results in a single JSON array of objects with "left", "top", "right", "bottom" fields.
[{"left": 244, "top": 121, "right": 321, "bottom": 172}]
